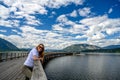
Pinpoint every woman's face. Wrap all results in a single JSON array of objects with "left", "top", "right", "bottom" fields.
[{"left": 37, "top": 45, "right": 44, "bottom": 52}]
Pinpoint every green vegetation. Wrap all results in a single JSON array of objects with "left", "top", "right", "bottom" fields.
[
  {"left": 62, "top": 44, "right": 101, "bottom": 52},
  {"left": 62, "top": 44, "right": 120, "bottom": 53},
  {"left": 0, "top": 38, "right": 19, "bottom": 51}
]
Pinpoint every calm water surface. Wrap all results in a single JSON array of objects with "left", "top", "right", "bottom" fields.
[{"left": 45, "top": 54, "right": 120, "bottom": 80}]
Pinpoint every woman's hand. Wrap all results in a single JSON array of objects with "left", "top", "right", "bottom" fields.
[
  {"left": 33, "top": 55, "right": 41, "bottom": 60},
  {"left": 33, "top": 55, "right": 44, "bottom": 62}
]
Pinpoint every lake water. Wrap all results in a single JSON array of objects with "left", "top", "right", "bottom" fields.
[{"left": 44, "top": 54, "right": 120, "bottom": 80}]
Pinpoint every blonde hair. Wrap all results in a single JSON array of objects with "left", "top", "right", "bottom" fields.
[{"left": 36, "top": 44, "right": 44, "bottom": 57}]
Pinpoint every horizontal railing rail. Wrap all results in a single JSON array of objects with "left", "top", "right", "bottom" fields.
[
  {"left": 44, "top": 52, "right": 73, "bottom": 63},
  {"left": 0, "top": 51, "right": 28, "bottom": 62},
  {"left": 31, "top": 60, "right": 47, "bottom": 80}
]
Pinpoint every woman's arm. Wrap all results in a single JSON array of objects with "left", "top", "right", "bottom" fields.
[{"left": 33, "top": 55, "right": 43, "bottom": 61}]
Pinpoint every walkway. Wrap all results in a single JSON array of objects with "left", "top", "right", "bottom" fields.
[{"left": 0, "top": 57, "right": 26, "bottom": 80}]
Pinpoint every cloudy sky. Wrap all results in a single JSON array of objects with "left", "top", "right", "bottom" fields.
[{"left": 0, "top": 0, "right": 120, "bottom": 49}]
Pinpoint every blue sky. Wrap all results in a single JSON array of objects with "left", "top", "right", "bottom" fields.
[{"left": 0, "top": 0, "right": 120, "bottom": 49}]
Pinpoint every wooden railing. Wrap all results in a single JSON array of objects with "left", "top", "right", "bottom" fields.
[
  {"left": 31, "top": 60, "right": 47, "bottom": 80},
  {"left": 0, "top": 51, "right": 28, "bottom": 62},
  {"left": 31, "top": 52, "right": 73, "bottom": 80},
  {"left": 44, "top": 52, "right": 73, "bottom": 63}
]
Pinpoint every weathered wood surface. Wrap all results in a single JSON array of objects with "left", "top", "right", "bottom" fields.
[
  {"left": 0, "top": 52, "right": 73, "bottom": 80},
  {"left": 31, "top": 60, "right": 47, "bottom": 80},
  {"left": 0, "top": 57, "right": 26, "bottom": 80},
  {"left": 0, "top": 52, "right": 28, "bottom": 62}
]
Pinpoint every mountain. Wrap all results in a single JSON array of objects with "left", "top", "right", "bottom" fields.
[
  {"left": 0, "top": 38, "right": 19, "bottom": 51},
  {"left": 63, "top": 44, "right": 101, "bottom": 52},
  {"left": 45, "top": 49, "right": 63, "bottom": 52},
  {"left": 102, "top": 45, "right": 120, "bottom": 49}
]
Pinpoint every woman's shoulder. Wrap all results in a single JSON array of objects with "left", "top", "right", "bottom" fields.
[
  {"left": 31, "top": 47, "right": 38, "bottom": 52},
  {"left": 31, "top": 47, "right": 36, "bottom": 51}
]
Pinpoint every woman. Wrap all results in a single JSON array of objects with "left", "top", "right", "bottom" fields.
[{"left": 22, "top": 44, "right": 44, "bottom": 80}]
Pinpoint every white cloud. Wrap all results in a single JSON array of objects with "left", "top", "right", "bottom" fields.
[
  {"left": 10, "top": 20, "right": 20, "bottom": 27},
  {"left": 108, "top": 8, "right": 113, "bottom": 14},
  {"left": 4, "top": 0, "right": 47, "bottom": 14},
  {"left": 79, "top": 15, "right": 120, "bottom": 47},
  {"left": 0, "top": 30, "right": 7, "bottom": 33},
  {"left": 0, "top": 0, "right": 85, "bottom": 49},
  {"left": 52, "top": 14, "right": 120, "bottom": 48},
  {"left": 57, "top": 15, "right": 68, "bottom": 23},
  {"left": 46, "top": 0, "right": 84, "bottom": 8},
  {"left": 69, "top": 10, "right": 77, "bottom": 17},
  {"left": 106, "top": 27, "right": 120, "bottom": 35},
  {"left": 12, "top": 29, "right": 19, "bottom": 33},
  {"left": 52, "top": 24, "right": 70, "bottom": 34},
  {"left": 52, "top": 11, "right": 56, "bottom": 15},
  {"left": 0, "top": 5, "right": 9, "bottom": 19},
  {"left": 18, "top": 26, "right": 67, "bottom": 49},
  {"left": 25, "top": 15, "right": 42, "bottom": 26},
  {"left": 21, "top": 3, "right": 47, "bottom": 14},
  {"left": 0, "top": 34, "right": 24, "bottom": 48},
  {"left": 69, "top": 24, "right": 86, "bottom": 34},
  {"left": 0, "top": 20, "right": 12, "bottom": 27},
  {"left": 0, "top": 0, "right": 47, "bottom": 28},
  {"left": 74, "top": 0, "right": 85, "bottom": 5},
  {"left": 90, "top": 33, "right": 105, "bottom": 40},
  {"left": 55, "top": 14, "right": 87, "bottom": 34},
  {"left": 20, "top": 26, "right": 48, "bottom": 35},
  {"left": 0, "top": 0, "right": 84, "bottom": 28},
  {"left": 80, "top": 15, "right": 108, "bottom": 26},
  {"left": 0, "top": 34, "right": 6, "bottom": 38},
  {"left": 78, "top": 7, "right": 91, "bottom": 17},
  {"left": 46, "top": 32, "right": 62, "bottom": 38},
  {"left": 1, "top": 0, "right": 84, "bottom": 26},
  {"left": 0, "top": 19, "right": 20, "bottom": 27},
  {"left": 75, "top": 35, "right": 87, "bottom": 39},
  {"left": 56, "top": 14, "right": 75, "bottom": 26},
  {"left": 52, "top": 24, "right": 64, "bottom": 31},
  {"left": 18, "top": 26, "right": 48, "bottom": 47},
  {"left": 90, "top": 39, "right": 120, "bottom": 47},
  {"left": 1, "top": 0, "right": 120, "bottom": 49}
]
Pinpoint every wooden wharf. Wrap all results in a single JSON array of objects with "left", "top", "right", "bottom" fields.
[
  {"left": 0, "top": 51, "right": 73, "bottom": 80},
  {"left": 0, "top": 51, "right": 28, "bottom": 80}
]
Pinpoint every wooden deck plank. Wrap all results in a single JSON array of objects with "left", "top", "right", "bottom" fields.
[{"left": 0, "top": 57, "right": 26, "bottom": 80}]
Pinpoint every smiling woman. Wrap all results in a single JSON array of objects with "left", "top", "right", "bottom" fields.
[{"left": 22, "top": 44, "right": 45, "bottom": 80}]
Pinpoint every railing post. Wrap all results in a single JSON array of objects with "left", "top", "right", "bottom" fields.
[
  {"left": 23, "top": 53, "right": 24, "bottom": 57},
  {"left": 22, "top": 53, "right": 24, "bottom": 57},
  {"left": 18, "top": 53, "right": 20, "bottom": 58},
  {"left": 15, "top": 53, "right": 16, "bottom": 59},
  {"left": 5, "top": 53, "right": 8, "bottom": 61},
  {"left": 0, "top": 53, "right": 2, "bottom": 62},
  {"left": 14, "top": 53, "right": 16, "bottom": 59},
  {"left": 23, "top": 53, "right": 25, "bottom": 57},
  {"left": 10, "top": 53, "right": 12, "bottom": 60},
  {"left": 20, "top": 53, "right": 22, "bottom": 57}
]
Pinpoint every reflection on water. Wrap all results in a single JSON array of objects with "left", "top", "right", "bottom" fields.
[{"left": 45, "top": 54, "right": 120, "bottom": 80}]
